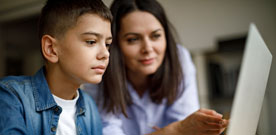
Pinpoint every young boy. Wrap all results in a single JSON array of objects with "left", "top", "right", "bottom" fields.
[{"left": 0, "top": 0, "right": 112, "bottom": 134}]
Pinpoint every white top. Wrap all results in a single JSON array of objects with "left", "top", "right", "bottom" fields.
[
  {"left": 53, "top": 91, "right": 79, "bottom": 135},
  {"left": 83, "top": 45, "right": 200, "bottom": 135}
]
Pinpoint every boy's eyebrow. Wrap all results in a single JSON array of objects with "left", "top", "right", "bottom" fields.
[
  {"left": 81, "top": 32, "right": 100, "bottom": 36},
  {"left": 106, "top": 37, "right": 112, "bottom": 41},
  {"left": 81, "top": 32, "right": 112, "bottom": 39}
]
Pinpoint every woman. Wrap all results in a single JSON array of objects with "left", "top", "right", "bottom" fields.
[{"left": 84, "top": 0, "right": 227, "bottom": 134}]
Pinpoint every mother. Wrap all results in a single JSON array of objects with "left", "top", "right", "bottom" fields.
[{"left": 84, "top": 0, "right": 227, "bottom": 134}]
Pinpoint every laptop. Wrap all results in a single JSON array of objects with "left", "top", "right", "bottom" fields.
[{"left": 226, "top": 23, "right": 272, "bottom": 135}]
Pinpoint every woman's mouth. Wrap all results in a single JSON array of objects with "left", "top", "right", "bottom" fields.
[{"left": 139, "top": 58, "right": 154, "bottom": 65}]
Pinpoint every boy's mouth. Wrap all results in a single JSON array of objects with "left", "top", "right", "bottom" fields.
[{"left": 92, "top": 65, "right": 106, "bottom": 74}]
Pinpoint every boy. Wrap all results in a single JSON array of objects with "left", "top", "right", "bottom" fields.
[{"left": 0, "top": 0, "right": 112, "bottom": 134}]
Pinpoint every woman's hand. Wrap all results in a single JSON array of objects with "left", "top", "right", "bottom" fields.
[
  {"left": 177, "top": 108, "right": 228, "bottom": 135},
  {"left": 148, "top": 108, "right": 229, "bottom": 135}
]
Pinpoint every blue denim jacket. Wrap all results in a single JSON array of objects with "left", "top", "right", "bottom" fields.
[{"left": 0, "top": 67, "right": 102, "bottom": 135}]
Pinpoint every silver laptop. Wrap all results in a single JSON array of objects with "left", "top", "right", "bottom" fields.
[{"left": 226, "top": 24, "right": 272, "bottom": 135}]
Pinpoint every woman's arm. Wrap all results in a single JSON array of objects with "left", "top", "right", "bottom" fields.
[{"left": 148, "top": 109, "right": 228, "bottom": 135}]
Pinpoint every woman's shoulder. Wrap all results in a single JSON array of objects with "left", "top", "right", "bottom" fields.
[
  {"left": 177, "top": 44, "right": 191, "bottom": 57},
  {"left": 177, "top": 44, "right": 194, "bottom": 64},
  {"left": 79, "top": 88, "right": 100, "bottom": 112},
  {"left": 176, "top": 44, "right": 196, "bottom": 77},
  {"left": 80, "top": 83, "right": 104, "bottom": 108},
  {"left": 81, "top": 83, "right": 100, "bottom": 97}
]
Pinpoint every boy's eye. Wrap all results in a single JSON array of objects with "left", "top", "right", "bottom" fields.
[
  {"left": 86, "top": 40, "right": 96, "bottom": 45},
  {"left": 106, "top": 43, "right": 111, "bottom": 49}
]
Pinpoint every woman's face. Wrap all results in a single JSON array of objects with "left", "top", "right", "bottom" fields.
[{"left": 118, "top": 11, "right": 167, "bottom": 77}]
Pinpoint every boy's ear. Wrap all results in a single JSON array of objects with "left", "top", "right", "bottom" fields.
[{"left": 41, "top": 35, "right": 59, "bottom": 63}]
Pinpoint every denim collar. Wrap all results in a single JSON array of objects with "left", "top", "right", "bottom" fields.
[{"left": 31, "top": 67, "right": 86, "bottom": 114}]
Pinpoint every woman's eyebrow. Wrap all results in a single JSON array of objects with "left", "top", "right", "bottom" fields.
[
  {"left": 152, "top": 29, "right": 162, "bottom": 33},
  {"left": 123, "top": 32, "right": 140, "bottom": 38},
  {"left": 123, "top": 28, "right": 162, "bottom": 38}
]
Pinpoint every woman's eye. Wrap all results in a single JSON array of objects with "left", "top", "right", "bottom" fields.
[
  {"left": 86, "top": 40, "right": 96, "bottom": 45},
  {"left": 127, "top": 37, "right": 139, "bottom": 43},
  {"left": 152, "top": 34, "right": 161, "bottom": 39}
]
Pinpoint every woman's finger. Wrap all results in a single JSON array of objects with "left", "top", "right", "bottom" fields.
[
  {"left": 199, "top": 113, "right": 223, "bottom": 124},
  {"left": 202, "top": 122, "right": 224, "bottom": 130},
  {"left": 152, "top": 126, "right": 161, "bottom": 131},
  {"left": 199, "top": 108, "right": 223, "bottom": 118}
]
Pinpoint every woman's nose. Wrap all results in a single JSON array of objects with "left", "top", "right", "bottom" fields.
[{"left": 141, "top": 38, "right": 153, "bottom": 54}]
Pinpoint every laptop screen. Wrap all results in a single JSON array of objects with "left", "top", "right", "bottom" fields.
[{"left": 226, "top": 24, "right": 272, "bottom": 135}]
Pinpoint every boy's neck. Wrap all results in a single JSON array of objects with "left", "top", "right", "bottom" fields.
[{"left": 45, "top": 65, "right": 79, "bottom": 100}]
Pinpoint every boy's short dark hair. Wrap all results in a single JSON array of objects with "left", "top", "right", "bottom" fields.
[{"left": 38, "top": 0, "right": 112, "bottom": 40}]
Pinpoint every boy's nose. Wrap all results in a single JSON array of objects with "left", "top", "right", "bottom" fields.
[{"left": 97, "top": 44, "right": 110, "bottom": 60}]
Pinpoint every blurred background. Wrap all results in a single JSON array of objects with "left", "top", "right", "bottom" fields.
[{"left": 0, "top": 0, "right": 275, "bottom": 134}]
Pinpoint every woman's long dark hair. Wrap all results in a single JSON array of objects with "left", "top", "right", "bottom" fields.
[{"left": 101, "top": 0, "right": 183, "bottom": 116}]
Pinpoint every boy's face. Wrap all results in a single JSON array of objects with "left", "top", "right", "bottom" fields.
[{"left": 55, "top": 13, "right": 112, "bottom": 84}]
